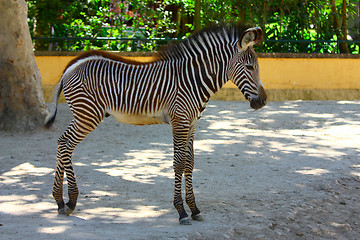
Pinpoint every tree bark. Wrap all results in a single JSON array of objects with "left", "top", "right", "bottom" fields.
[
  {"left": 194, "top": 0, "right": 201, "bottom": 32},
  {"left": 280, "top": 0, "right": 284, "bottom": 37},
  {"left": 0, "top": 0, "right": 48, "bottom": 131},
  {"left": 330, "top": 0, "right": 349, "bottom": 53}
]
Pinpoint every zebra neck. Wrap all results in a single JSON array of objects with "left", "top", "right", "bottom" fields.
[{"left": 176, "top": 47, "right": 232, "bottom": 104}]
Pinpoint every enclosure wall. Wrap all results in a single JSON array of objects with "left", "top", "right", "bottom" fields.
[{"left": 36, "top": 53, "right": 360, "bottom": 102}]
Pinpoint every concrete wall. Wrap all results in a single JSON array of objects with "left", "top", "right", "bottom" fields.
[{"left": 37, "top": 52, "right": 360, "bottom": 102}]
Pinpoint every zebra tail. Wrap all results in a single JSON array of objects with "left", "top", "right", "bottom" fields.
[{"left": 44, "top": 80, "right": 63, "bottom": 129}]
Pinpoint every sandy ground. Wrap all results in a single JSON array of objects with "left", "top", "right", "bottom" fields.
[{"left": 1, "top": 100, "right": 359, "bottom": 240}]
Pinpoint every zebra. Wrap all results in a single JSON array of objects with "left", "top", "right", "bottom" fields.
[{"left": 45, "top": 23, "right": 267, "bottom": 225}]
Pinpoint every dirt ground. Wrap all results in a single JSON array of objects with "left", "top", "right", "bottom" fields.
[{"left": 1, "top": 100, "right": 359, "bottom": 240}]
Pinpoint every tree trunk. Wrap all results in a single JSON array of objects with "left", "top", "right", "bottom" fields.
[
  {"left": 280, "top": 0, "right": 284, "bottom": 37},
  {"left": 330, "top": 0, "right": 349, "bottom": 53},
  {"left": 0, "top": 0, "right": 48, "bottom": 131},
  {"left": 194, "top": 0, "right": 201, "bottom": 32},
  {"left": 340, "top": 0, "right": 349, "bottom": 53},
  {"left": 359, "top": 0, "right": 360, "bottom": 51}
]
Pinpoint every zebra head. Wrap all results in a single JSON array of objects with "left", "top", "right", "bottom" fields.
[{"left": 228, "top": 27, "right": 267, "bottom": 110}]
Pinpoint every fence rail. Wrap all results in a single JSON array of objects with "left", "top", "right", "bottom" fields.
[{"left": 31, "top": 36, "right": 360, "bottom": 54}]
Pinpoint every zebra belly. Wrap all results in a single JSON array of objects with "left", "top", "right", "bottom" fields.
[{"left": 107, "top": 110, "right": 170, "bottom": 125}]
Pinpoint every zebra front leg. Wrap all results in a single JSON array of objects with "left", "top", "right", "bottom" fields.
[
  {"left": 185, "top": 172, "right": 203, "bottom": 221},
  {"left": 174, "top": 168, "right": 190, "bottom": 225},
  {"left": 172, "top": 121, "right": 192, "bottom": 225},
  {"left": 184, "top": 125, "right": 203, "bottom": 221}
]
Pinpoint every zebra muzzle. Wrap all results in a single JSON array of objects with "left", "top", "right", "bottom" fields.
[
  {"left": 250, "top": 98, "right": 267, "bottom": 110},
  {"left": 249, "top": 87, "right": 267, "bottom": 110}
]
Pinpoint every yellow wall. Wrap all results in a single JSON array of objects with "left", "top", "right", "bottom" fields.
[
  {"left": 37, "top": 56, "right": 360, "bottom": 89},
  {"left": 223, "top": 58, "right": 360, "bottom": 89},
  {"left": 36, "top": 56, "right": 155, "bottom": 85},
  {"left": 37, "top": 55, "right": 360, "bottom": 101}
]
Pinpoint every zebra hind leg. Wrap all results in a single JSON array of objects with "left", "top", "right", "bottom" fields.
[
  {"left": 53, "top": 145, "right": 66, "bottom": 214},
  {"left": 53, "top": 118, "right": 101, "bottom": 215}
]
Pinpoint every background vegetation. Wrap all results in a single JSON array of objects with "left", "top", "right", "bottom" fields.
[{"left": 27, "top": 0, "right": 360, "bottom": 53}]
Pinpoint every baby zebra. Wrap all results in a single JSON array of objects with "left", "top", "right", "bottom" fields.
[{"left": 45, "top": 23, "right": 267, "bottom": 225}]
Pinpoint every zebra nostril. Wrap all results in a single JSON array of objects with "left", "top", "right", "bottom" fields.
[{"left": 250, "top": 96, "right": 267, "bottom": 110}]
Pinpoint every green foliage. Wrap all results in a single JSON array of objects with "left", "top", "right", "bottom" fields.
[{"left": 27, "top": 0, "right": 360, "bottom": 53}]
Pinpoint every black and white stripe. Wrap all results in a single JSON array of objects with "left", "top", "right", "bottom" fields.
[{"left": 45, "top": 23, "right": 267, "bottom": 224}]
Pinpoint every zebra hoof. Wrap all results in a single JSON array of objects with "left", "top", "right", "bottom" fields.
[
  {"left": 58, "top": 204, "right": 74, "bottom": 216},
  {"left": 179, "top": 217, "right": 192, "bottom": 225},
  {"left": 192, "top": 214, "right": 204, "bottom": 221}
]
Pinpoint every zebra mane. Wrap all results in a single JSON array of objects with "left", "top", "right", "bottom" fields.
[
  {"left": 157, "top": 23, "right": 251, "bottom": 60},
  {"left": 64, "top": 50, "right": 149, "bottom": 72},
  {"left": 65, "top": 23, "right": 251, "bottom": 71}
]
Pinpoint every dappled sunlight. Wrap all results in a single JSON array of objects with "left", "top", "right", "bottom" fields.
[
  {"left": 259, "top": 109, "right": 300, "bottom": 116},
  {"left": 207, "top": 119, "right": 253, "bottom": 130},
  {"left": 1, "top": 162, "right": 53, "bottom": 184},
  {"left": 330, "top": 222, "right": 353, "bottom": 231},
  {"left": 246, "top": 209, "right": 264, "bottom": 218},
  {"left": 229, "top": 120, "right": 359, "bottom": 159},
  {"left": 217, "top": 110, "right": 237, "bottom": 120},
  {"left": 91, "top": 159, "right": 122, "bottom": 167},
  {"left": 325, "top": 124, "right": 360, "bottom": 137},
  {"left": 0, "top": 194, "right": 53, "bottom": 215},
  {"left": 195, "top": 139, "right": 239, "bottom": 152},
  {"left": 82, "top": 205, "right": 170, "bottom": 223},
  {"left": 302, "top": 113, "right": 336, "bottom": 119},
  {"left": 208, "top": 124, "right": 350, "bottom": 159},
  {"left": 266, "top": 131, "right": 349, "bottom": 158},
  {"left": 350, "top": 164, "right": 360, "bottom": 177},
  {"left": 279, "top": 102, "right": 301, "bottom": 109},
  {"left": 38, "top": 225, "right": 70, "bottom": 234},
  {"left": 91, "top": 190, "right": 118, "bottom": 197},
  {"left": 337, "top": 100, "right": 360, "bottom": 105},
  {"left": 244, "top": 150, "right": 260, "bottom": 155},
  {"left": 1, "top": 101, "right": 359, "bottom": 239},
  {"left": 0, "top": 162, "right": 55, "bottom": 216},
  {"left": 198, "top": 101, "right": 360, "bottom": 188},
  {"left": 94, "top": 149, "right": 173, "bottom": 184},
  {"left": 295, "top": 168, "right": 330, "bottom": 176}
]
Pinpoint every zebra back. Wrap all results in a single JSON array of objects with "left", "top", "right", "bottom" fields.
[{"left": 45, "top": 23, "right": 265, "bottom": 128}]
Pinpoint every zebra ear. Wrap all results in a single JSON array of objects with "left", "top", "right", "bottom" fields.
[{"left": 239, "top": 27, "right": 263, "bottom": 51}]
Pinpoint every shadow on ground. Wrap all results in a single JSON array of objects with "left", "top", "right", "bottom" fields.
[{"left": 1, "top": 100, "right": 359, "bottom": 239}]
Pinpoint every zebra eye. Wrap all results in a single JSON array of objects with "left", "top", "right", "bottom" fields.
[{"left": 246, "top": 64, "right": 255, "bottom": 71}]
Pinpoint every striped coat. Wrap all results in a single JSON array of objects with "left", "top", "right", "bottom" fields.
[{"left": 45, "top": 23, "right": 267, "bottom": 224}]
